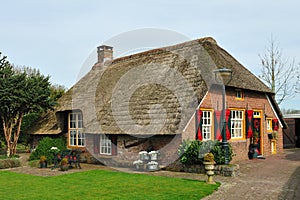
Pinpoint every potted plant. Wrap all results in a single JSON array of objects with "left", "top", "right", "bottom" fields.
[
  {"left": 139, "top": 151, "right": 149, "bottom": 161},
  {"left": 272, "top": 131, "right": 278, "bottom": 140},
  {"left": 203, "top": 153, "right": 216, "bottom": 184},
  {"left": 133, "top": 160, "right": 144, "bottom": 171},
  {"left": 249, "top": 131, "right": 259, "bottom": 159},
  {"left": 60, "top": 157, "right": 69, "bottom": 171},
  {"left": 39, "top": 156, "right": 47, "bottom": 168},
  {"left": 147, "top": 161, "right": 159, "bottom": 171},
  {"left": 149, "top": 151, "right": 160, "bottom": 161}
]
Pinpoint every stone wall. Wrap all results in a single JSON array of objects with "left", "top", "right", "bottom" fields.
[{"left": 166, "top": 161, "right": 240, "bottom": 177}]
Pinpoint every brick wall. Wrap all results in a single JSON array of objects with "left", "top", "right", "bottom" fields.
[
  {"left": 84, "top": 134, "right": 181, "bottom": 167},
  {"left": 182, "top": 87, "right": 284, "bottom": 163}
]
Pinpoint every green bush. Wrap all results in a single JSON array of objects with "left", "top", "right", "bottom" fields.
[
  {"left": 211, "top": 141, "right": 234, "bottom": 164},
  {"left": 29, "top": 137, "right": 66, "bottom": 164},
  {"left": 178, "top": 140, "right": 234, "bottom": 165},
  {"left": 0, "top": 158, "right": 21, "bottom": 169},
  {"left": 178, "top": 140, "right": 202, "bottom": 165}
]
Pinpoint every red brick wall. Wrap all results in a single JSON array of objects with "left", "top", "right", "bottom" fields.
[{"left": 182, "top": 87, "right": 284, "bottom": 163}]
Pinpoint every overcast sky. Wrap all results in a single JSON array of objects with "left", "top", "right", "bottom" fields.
[{"left": 1, "top": 0, "right": 299, "bottom": 109}]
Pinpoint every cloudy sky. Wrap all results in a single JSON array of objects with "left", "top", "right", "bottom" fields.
[{"left": 0, "top": 0, "right": 299, "bottom": 109}]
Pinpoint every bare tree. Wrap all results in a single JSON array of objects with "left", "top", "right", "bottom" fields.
[
  {"left": 259, "top": 36, "right": 296, "bottom": 105},
  {"left": 296, "top": 63, "right": 300, "bottom": 93}
]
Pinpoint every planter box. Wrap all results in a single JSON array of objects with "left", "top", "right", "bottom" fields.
[
  {"left": 139, "top": 151, "right": 149, "bottom": 161},
  {"left": 149, "top": 151, "right": 159, "bottom": 161},
  {"left": 147, "top": 161, "right": 159, "bottom": 171},
  {"left": 147, "top": 164, "right": 159, "bottom": 171}
]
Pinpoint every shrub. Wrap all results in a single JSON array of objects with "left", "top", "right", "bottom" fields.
[
  {"left": 178, "top": 140, "right": 202, "bottom": 165},
  {"left": 211, "top": 141, "right": 234, "bottom": 164},
  {"left": 60, "top": 157, "right": 69, "bottom": 165},
  {"left": 0, "top": 158, "right": 21, "bottom": 169},
  {"left": 39, "top": 156, "right": 47, "bottom": 163},
  {"left": 29, "top": 137, "right": 66, "bottom": 164},
  {"left": 178, "top": 140, "right": 234, "bottom": 165}
]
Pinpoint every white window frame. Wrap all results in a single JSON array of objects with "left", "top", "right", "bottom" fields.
[
  {"left": 230, "top": 110, "right": 244, "bottom": 139},
  {"left": 202, "top": 110, "right": 212, "bottom": 140},
  {"left": 253, "top": 111, "right": 261, "bottom": 118},
  {"left": 100, "top": 134, "right": 112, "bottom": 155},
  {"left": 68, "top": 112, "right": 84, "bottom": 147}
]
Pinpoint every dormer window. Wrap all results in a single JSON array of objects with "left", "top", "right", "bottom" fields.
[
  {"left": 68, "top": 112, "right": 85, "bottom": 147},
  {"left": 235, "top": 90, "right": 244, "bottom": 100}
]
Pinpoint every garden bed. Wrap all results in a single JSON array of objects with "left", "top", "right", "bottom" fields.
[{"left": 0, "top": 157, "right": 21, "bottom": 169}]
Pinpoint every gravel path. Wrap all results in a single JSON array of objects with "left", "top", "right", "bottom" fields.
[{"left": 4, "top": 148, "right": 300, "bottom": 199}]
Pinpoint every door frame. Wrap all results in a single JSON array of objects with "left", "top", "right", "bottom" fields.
[{"left": 253, "top": 110, "right": 263, "bottom": 155}]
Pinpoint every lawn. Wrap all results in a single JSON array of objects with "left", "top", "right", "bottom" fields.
[{"left": 0, "top": 170, "right": 219, "bottom": 199}]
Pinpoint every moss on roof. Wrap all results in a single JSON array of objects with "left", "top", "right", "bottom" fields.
[{"left": 30, "top": 37, "right": 278, "bottom": 135}]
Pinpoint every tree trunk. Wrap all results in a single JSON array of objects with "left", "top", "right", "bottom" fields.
[
  {"left": 1, "top": 116, "right": 21, "bottom": 157},
  {"left": 11, "top": 114, "right": 23, "bottom": 155}
]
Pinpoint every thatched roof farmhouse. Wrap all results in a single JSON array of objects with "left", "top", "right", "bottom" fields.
[{"left": 30, "top": 37, "right": 286, "bottom": 166}]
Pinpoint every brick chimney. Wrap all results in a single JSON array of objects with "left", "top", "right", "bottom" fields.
[{"left": 97, "top": 45, "right": 113, "bottom": 63}]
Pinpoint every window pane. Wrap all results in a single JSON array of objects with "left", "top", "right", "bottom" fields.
[
  {"left": 202, "top": 111, "right": 212, "bottom": 140},
  {"left": 100, "top": 135, "right": 112, "bottom": 155},
  {"left": 70, "top": 130, "right": 77, "bottom": 146},
  {"left": 78, "top": 131, "right": 85, "bottom": 146},
  {"left": 69, "top": 112, "right": 84, "bottom": 147},
  {"left": 230, "top": 110, "right": 243, "bottom": 139},
  {"left": 70, "top": 113, "right": 76, "bottom": 128},
  {"left": 78, "top": 114, "right": 83, "bottom": 128}
]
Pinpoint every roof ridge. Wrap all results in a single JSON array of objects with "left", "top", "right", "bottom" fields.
[{"left": 111, "top": 36, "right": 217, "bottom": 64}]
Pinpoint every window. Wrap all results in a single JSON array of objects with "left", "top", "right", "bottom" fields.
[
  {"left": 253, "top": 111, "right": 261, "bottom": 118},
  {"left": 235, "top": 90, "right": 244, "bottom": 100},
  {"left": 202, "top": 110, "right": 212, "bottom": 140},
  {"left": 271, "top": 140, "right": 276, "bottom": 154},
  {"left": 230, "top": 110, "right": 244, "bottom": 138},
  {"left": 266, "top": 118, "right": 272, "bottom": 132},
  {"left": 68, "top": 112, "right": 84, "bottom": 147},
  {"left": 100, "top": 134, "right": 112, "bottom": 155}
]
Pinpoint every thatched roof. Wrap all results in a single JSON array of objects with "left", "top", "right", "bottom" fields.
[{"left": 31, "top": 37, "right": 280, "bottom": 135}]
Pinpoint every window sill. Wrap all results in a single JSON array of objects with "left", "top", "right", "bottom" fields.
[
  {"left": 229, "top": 139, "right": 247, "bottom": 143},
  {"left": 98, "top": 154, "right": 117, "bottom": 158}
]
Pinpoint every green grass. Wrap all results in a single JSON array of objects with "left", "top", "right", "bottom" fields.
[{"left": 0, "top": 170, "right": 219, "bottom": 200}]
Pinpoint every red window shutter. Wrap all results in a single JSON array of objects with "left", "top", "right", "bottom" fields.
[
  {"left": 246, "top": 110, "right": 254, "bottom": 138},
  {"left": 272, "top": 119, "right": 279, "bottom": 131},
  {"left": 195, "top": 110, "right": 203, "bottom": 140},
  {"left": 225, "top": 109, "right": 231, "bottom": 140},
  {"left": 214, "top": 110, "right": 222, "bottom": 140}
]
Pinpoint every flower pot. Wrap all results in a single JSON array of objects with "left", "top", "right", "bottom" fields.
[
  {"left": 203, "top": 162, "right": 215, "bottom": 170},
  {"left": 203, "top": 162, "right": 215, "bottom": 184},
  {"left": 40, "top": 162, "right": 47, "bottom": 168},
  {"left": 147, "top": 161, "right": 159, "bottom": 171},
  {"left": 139, "top": 151, "right": 149, "bottom": 161},
  {"left": 60, "top": 165, "right": 69, "bottom": 171},
  {"left": 149, "top": 151, "right": 159, "bottom": 161},
  {"left": 135, "top": 164, "right": 144, "bottom": 171}
]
